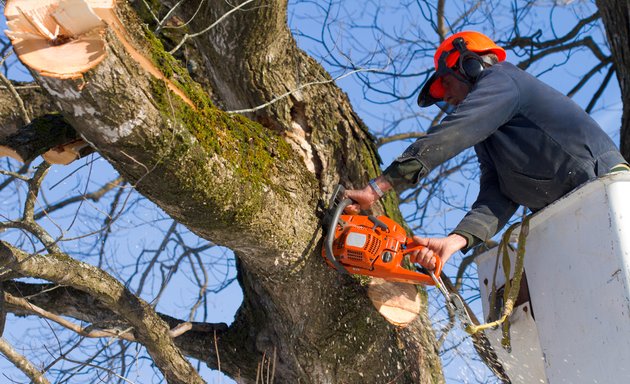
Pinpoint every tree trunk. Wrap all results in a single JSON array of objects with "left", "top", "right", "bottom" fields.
[
  {"left": 596, "top": 0, "right": 630, "bottom": 160},
  {"left": 3, "top": 0, "right": 443, "bottom": 383}
]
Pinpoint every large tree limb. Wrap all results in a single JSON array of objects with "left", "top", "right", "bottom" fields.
[
  {"left": 0, "top": 241, "right": 204, "bottom": 384},
  {"left": 0, "top": 279, "right": 260, "bottom": 382},
  {"left": 4, "top": 0, "right": 442, "bottom": 382},
  {"left": 0, "top": 84, "right": 55, "bottom": 139}
]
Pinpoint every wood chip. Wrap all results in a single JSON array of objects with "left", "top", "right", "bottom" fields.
[{"left": 51, "top": 0, "right": 104, "bottom": 37}]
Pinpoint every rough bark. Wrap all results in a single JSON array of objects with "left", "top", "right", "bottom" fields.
[
  {"left": 1, "top": 281, "right": 235, "bottom": 370},
  {"left": 0, "top": 85, "right": 56, "bottom": 137},
  {"left": 0, "top": 114, "right": 82, "bottom": 162},
  {"left": 596, "top": 0, "right": 630, "bottom": 160},
  {"left": 0, "top": 86, "right": 91, "bottom": 163},
  {"left": 0, "top": 242, "right": 205, "bottom": 384},
  {"left": 2, "top": 1, "right": 443, "bottom": 383}
]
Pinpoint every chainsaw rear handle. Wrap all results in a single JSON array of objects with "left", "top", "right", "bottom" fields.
[
  {"left": 402, "top": 244, "right": 443, "bottom": 278},
  {"left": 324, "top": 197, "right": 352, "bottom": 274}
]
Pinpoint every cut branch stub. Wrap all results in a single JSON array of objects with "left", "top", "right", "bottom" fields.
[
  {"left": 367, "top": 278, "right": 422, "bottom": 327},
  {"left": 4, "top": 0, "right": 114, "bottom": 79},
  {"left": 5, "top": 0, "right": 195, "bottom": 106},
  {"left": 41, "top": 138, "right": 91, "bottom": 164},
  {"left": 0, "top": 114, "right": 91, "bottom": 164}
]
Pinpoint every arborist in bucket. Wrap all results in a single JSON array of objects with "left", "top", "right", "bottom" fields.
[{"left": 345, "top": 31, "right": 628, "bottom": 269}]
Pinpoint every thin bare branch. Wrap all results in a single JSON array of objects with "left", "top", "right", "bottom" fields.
[
  {"left": 214, "top": 330, "right": 221, "bottom": 373},
  {"left": 0, "top": 84, "right": 40, "bottom": 90},
  {"left": 0, "top": 337, "right": 50, "bottom": 384},
  {"left": 0, "top": 162, "right": 32, "bottom": 192},
  {"left": 567, "top": 59, "right": 612, "bottom": 98},
  {"left": 585, "top": 64, "right": 615, "bottom": 114},
  {"left": 0, "top": 70, "right": 30, "bottom": 125},
  {"left": 135, "top": 221, "right": 177, "bottom": 297},
  {"left": 140, "top": 0, "right": 160, "bottom": 25},
  {"left": 5, "top": 292, "right": 193, "bottom": 341},
  {"left": 377, "top": 132, "right": 427, "bottom": 147},
  {"left": 23, "top": 162, "right": 50, "bottom": 221},
  {"left": 0, "top": 169, "right": 30, "bottom": 181},
  {"left": 4, "top": 293, "right": 137, "bottom": 341},
  {"left": 33, "top": 176, "right": 124, "bottom": 220},
  {"left": 451, "top": 1, "right": 483, "bottom": 31},
  {"left": 505, "top": 12, "right": 600, "bottom": 50},
  {"left": 227, "top": 67, "right": 382, "bottom": 114},
  {"left": 517, "top": 36, "right": 608, "bottom": 70},
  {"left": 157, "top": 0, "right": 206, "bottom": 33},
  {"left": 436, "top": 0, "right": 447, "bottom": 40},
  {"left": 155, "top": 0, "right": 186, "bottom": 32}
]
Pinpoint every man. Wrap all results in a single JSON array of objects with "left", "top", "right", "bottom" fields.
[{"left": 345, "top": 31, "right": 627, "bottom": 269}]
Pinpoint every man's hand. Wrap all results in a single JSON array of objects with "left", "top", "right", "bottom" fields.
[
  {"left": 408, "top": 233, "right": 468, "bottom": 269},
  {"left": 343, "top": 176, "right": 392, "bottom": 214}
]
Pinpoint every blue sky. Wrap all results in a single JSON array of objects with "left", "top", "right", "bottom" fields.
[{"left": 0, "top": 1, "right": 623, "bottom": 383}]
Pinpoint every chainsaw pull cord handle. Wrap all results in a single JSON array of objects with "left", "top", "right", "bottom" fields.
[{"left": 324, "top": 197, "right": 353, "bottom": 274}]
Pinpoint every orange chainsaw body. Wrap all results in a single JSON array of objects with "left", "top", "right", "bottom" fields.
[{"left": 322, "top": 213, "right": 442, "bottom": 285}]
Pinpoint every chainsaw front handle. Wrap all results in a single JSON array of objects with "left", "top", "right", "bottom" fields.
[
  {"left": 324, "top": 197, "right": 353, "bottom": 274},
  {"left": 402, "top": 245, "right": 443, "bottom": 278}
]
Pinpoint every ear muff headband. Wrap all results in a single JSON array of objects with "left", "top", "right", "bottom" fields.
[{"left": 451, "top": 37, "right": 485, "bottom": 81}]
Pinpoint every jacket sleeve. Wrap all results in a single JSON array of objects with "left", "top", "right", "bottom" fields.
[
  {"left": 383, "top": 68, "right": 520, "bottom": 194},
  {"left": 451, "top": 145, "right": 519, "bottom": 251}
]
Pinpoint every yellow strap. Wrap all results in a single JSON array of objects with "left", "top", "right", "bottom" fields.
[
  {"left": 466, "top": 215, "right": 530, "bottom": 346},
  {"left": 610, "top": 163, "right": 630, "bottom": 173},
  {"left": 486, "top": 242, "right": 502, "bottom": 323}
]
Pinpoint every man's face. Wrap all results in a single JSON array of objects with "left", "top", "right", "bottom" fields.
[{"left": 440, "top": 73, "right": 470, "bottom": 106}]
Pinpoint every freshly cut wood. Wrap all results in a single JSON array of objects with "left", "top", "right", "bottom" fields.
[
  {"left": 41, "top": 138, "right": 88, "bottom": 165},
  {"left": 368, "top": 278, "right": 422, "bottom": 327},
  {"left": 51, "top": 0, "right": 104, "bottom": 36},
  {"left": 4, "top": 0, "right": 111, "bottom": 79},
  {"left": 5, "top": 0, "right": 195, "bottom": 105},
  {"left": 5, "top": 34, "right": 106, "bottom": 79},
  {"left": 0, "top": 146, "right": 24, "bottom": 162}
]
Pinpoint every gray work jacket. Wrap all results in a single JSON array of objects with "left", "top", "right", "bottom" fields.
[{"left": 383, "top": 61, "right": 626, "bottom": 249}]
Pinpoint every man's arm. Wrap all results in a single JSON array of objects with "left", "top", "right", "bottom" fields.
[
  {"left": 343, "top": 175, "right": 393, "bottom": 214},
  {"left": 380, "top": 67, "right": 521, "bottom": 195},
  {"left": 344, "top": 67, "right": 521, "bottom": 257},
  {"left": 452, "top": 147, "right": 519, "bottom": 252}
]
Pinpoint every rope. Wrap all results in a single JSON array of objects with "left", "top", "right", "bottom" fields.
[{"left": 465, "top": 214, "right": 530, "bottom": 352}]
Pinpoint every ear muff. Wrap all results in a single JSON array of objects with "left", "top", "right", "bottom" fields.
[
  {"left": 452, "top": 37, "right": 485, "bottom": 82},
  {"left": 459, "top": 53, "right": 484, "bottom": 80}
]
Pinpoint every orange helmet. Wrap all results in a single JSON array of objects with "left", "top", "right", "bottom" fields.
[{"left": 418, "top": 31, "right": 506, "bottom": 107}]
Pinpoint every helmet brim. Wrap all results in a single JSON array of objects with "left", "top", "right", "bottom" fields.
[{"left": 417, "top": 72, "right": 445, "bottom": 107}]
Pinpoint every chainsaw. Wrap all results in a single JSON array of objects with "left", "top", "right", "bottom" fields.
[
  {"left": 322, "top": 184, "right": 475, "bottom": 329},
  {"left": 322, "top": 184, "right": 443, "bottom": 285}
]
